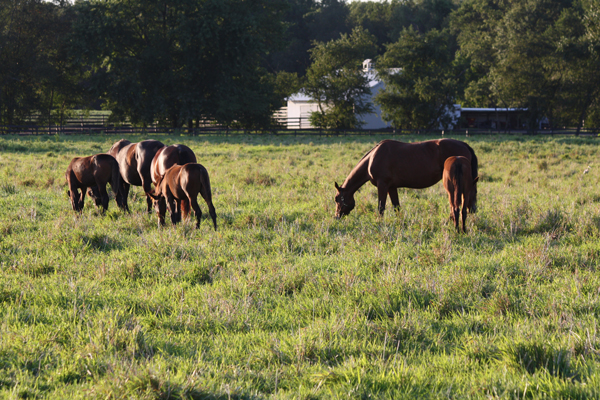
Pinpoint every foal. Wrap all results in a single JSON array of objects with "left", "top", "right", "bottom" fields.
[
  {"left": 149, "top": 163, "right": 217, "bottom": 230},
  {"left": 442, "top": 156, "right": 479, "bottom": 233}
]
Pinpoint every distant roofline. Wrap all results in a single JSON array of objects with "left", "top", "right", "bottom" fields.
[{"left": 460, "top": 107, "right": 525, "bottom": 112}]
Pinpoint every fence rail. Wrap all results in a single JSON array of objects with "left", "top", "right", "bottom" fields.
[{"left": 0, "top": 123, "right": 598, "bottom": 137}]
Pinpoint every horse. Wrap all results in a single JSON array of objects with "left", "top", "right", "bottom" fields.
[
  {"left": 443, "top": 156, "right": 479, "bottom": 233},
  {"left": 107, "top": 139, "right": 165, "bottom": 213},
  {"left": 65, "top": 154, "right": 124, "bottom": 213},
  {"left": 150, "top": 144, "right": 197, "bottom": 219},
  {"left": 334, "top": 139, "right": 478, "bottom": 218},
  {"left": 148, "top": 163, "right": 217, "bottom": 230}
]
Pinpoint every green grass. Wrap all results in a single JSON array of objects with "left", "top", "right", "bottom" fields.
[{"left": 1, "top": 133, "right": 600, "bottom": 398}]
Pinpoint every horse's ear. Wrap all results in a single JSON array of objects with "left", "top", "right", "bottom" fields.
[
  {"left": 335, "top": 182, "right": 341, "bottom": 191},
  {"left": 473, "top": 176, "right": 479, "bottom": 184}
]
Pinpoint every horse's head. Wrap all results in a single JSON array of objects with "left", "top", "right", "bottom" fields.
[
  {"left": 86, "top": 186, "right": 102, "bottom": 208},
  {"left": 147, "top": 183, "right": 166, "bottom": 226},
  {"left": 334, "top": 182, "right": 355, "bottom": 218},
  {"left": 468, "top": 176, "right": 479, "bottom": 213}
]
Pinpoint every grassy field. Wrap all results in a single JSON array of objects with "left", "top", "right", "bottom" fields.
[{"left": 1, "top": 133, "right": 600, "bottom": 399}]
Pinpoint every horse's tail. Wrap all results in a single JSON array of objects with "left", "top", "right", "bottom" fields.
[
  {"left": 465, "top": 143, "right": 478, "bottom": 180},
  {"left": 198, "top": 166, "right": 217, "bottom": 231},
  {"left": 454, "top": 163, "right": 464, "bottom": 210}
]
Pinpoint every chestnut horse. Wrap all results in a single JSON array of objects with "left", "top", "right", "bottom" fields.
[
  {"left": 443, "top": 156, "right": 479, "bottom": 233},
  {"left": 107, "top": 139, "right": 165, "bottom": 213},
  {"left": 150, "top": 144, "right": 197, "bottom": 218},
  {"left": 334, "top": 139, "right": 478, "bottom": 217},
  {"left": 149, "top": 163, "right": 217, "bottom": 230},
  {"left": 65, "top": 154, "right": 124, "bottom": 212}
]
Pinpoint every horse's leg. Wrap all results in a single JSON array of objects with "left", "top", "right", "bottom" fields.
[
  {"left": 188, "top": 194, "right": 203, "bottom": 229},
  {"left": 67, "top": 179, "right": 80, "bottom": 212},
  {"left": 388, "top": 188, "right": 400, "bottom": 211},
  {"left": 119, "top": 183, "right": 131, "bottom": 213},
  {"left": 377, "top": 183, "right": 389, "bottom": 216},
  {"left": 139, "top": 170, "right": 154, "bottom": 214},
  {"left": 166, "top": 192, "right": 180, "bottom": 224},
  {"left": 97, "top": 183, "right": 110, "bottom": 213},
  {"left": 454, "top": 207, "right": 460, "bottom": 232},
  {"left": 199, "top": 186, "right": 217, "bottom": 230},
  {"left": 461, "top": 204, "right": 468, "bottom": 233},
  {"left": 79, "top": 187, "right": 86, "bottom": 211},
  {"left": 145, "top": 194, "right": 153, "bottom": 214}
]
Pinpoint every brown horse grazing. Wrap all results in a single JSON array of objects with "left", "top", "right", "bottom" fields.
[
  {"left": 149, "top": 163, "right": 217, "bottom": 230},
  {"left": 107, "top": 139, "right": 165, "bottom": 213},
  {"left": 150, "top": 144, "right": 197, "bottom": 219},
  {"left": 334, "top": 139, "right": 478, "bottom": 217},
  {"left": 443, "top": 156, "right": 479, "bottom": 233},
  {"left": 65, "top": 154, "right": 124, "bottom": 212}
]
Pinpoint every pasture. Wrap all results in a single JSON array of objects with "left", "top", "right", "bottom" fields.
[{"left": 1, "top": 133, "right": 600, "bottom": 399}]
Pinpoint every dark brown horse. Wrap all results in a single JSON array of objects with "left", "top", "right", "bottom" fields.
[
  {"left": 150, "top": 144, "right": 197, "bottom": 218},
  {"left": 149, "top": 163, "right": 217, "bottom": 230},
  {"left": 443, "top": 156, "right": 479, "bottom": 233},
  {"left": 65, "top": 154, "right": 124, "bottom": 212},
  {"left": 107, "top": 139, "right": 165, "bottom": 213},
  {"left": 334, "top": 139, "right": 478, "bottom": 217}
]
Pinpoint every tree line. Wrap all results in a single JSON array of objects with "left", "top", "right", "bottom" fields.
[{"left": 1, "top": 0, "right": 599, "bottom": 132}]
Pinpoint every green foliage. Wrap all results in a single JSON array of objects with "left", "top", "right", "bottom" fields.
[
  {"left": 304, "top": 27, "right": 378, "bottom": 129},
  {"left": 0, "top": 0, "right": 84, "bottom": 126},
  {"left": 2, "top": 134, "right": 600, "bottom": 397},
  {"left": 375, "top": 27, "right": 460, "bottom": 130},
  {"left": 68, "top": 0, "right": 287, "bottom": 129},
  {"left": 348, "top": 0, "right": 458, "bottom": 46},
  {"left": 452, "top": 0, "right": 600, "bottom": 131}
]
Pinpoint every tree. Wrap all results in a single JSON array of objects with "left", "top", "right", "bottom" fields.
[
  {"left": 69, "top": 0, "right": 287, "bottom": 129},
  {"left": 578, "top": 0, "right": 600, "bottom": 128},
  {"left": 388, "top": 0, "right": 457, "bottom": 39},
  {"left": 348, "top": 1, "right": 394, "bottom": 48},
  {"left": 552, "top": 0, "right": 600, "bottom": 131},
  {"left": 0, "top": 0, "right": 82, "bottom": 126},
  {"left": 451, "top": 0, "right": 600, "bottom": 132},
  {"left": 266, "top": 0, "right": 351, "bottom": 76},
  {"left": 304, "top": 27, "right": 377, "bottom": 129},
  {"left": 374, "top": 27, "right": 461, "bottom": 130}
]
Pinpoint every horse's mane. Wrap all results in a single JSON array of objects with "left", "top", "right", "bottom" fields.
[
  {"left": 358, "top": 140, "right": 387, "bottom": 162},
  {"left": 342, "top": 140, "right": 388, "bottom": 188}
]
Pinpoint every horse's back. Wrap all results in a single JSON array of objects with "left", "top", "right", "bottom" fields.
[
  {"left": 136, "top": 140, "right": 165, "bottom": 163},
  {"left": 368, "top": 140, "right": 446, "bottom": 188},
  {"left": 92, "top": 153, "right": 117, "bottom": 166},
  {"left": 443, "top": 156, "right": 472, "bottom": 192},
  {"left": 181, "top": 163, "right": 208, "bottom": 182},
  {"left": 443, "top": 155, "right": 471, "bottom": 176},
  {"left": 173, "top": 144, "right": 197, "bottom": 164},
  {"left": 108, "top": 139, "right": 132, "bottom": 157},
  {"left": 179, "top": 163, "right": 209, "bottom": 191},
  {"left": 367, "top": 139, "right": 474, "bottom": 189},
  {"left": 152, "top": 145, "right": 196, "bottom": 183}
]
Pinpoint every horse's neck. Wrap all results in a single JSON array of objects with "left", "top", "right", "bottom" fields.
[{"left": 343, "top": 158, "right": 370, "bottom": 195}]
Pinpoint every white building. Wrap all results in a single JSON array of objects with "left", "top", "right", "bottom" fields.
[
  {"left": 283, "top": 60, "right": 528, "bottom": 131},
  {"left": 285, "top": 59, "right": 392, "bottom": 130}
]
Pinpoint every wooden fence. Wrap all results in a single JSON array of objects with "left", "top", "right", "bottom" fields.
[{"left": 0, "top": 121, "right": 598, "bottom": 137}]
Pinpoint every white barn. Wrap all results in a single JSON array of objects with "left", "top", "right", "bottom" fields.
[{"left": 285, "top": 59, "right": 392, "bottom": 130}]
